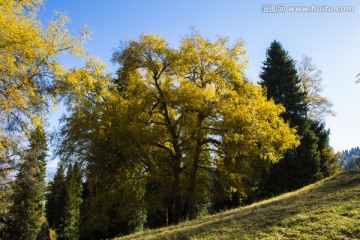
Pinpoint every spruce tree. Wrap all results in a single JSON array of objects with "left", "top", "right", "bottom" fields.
[
  {"left": 5, "top": 126, "right": 48, "bottom": 239},
  {"left": 260, "top": 40, "right": 307, "bottom": 125},
  {"left": 260, "top": 41, "right": 322, "bottom": 194},
  {"left": 62, "top": 162, "right": 83, "bottom": 240},
  {"left": 46, "top": 164, "right": 66, "bottom": 235}
]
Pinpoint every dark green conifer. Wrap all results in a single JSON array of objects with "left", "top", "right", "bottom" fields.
[
  {"left": 46, "top": 164, "right": 66, "bottom": 235},
  {"left": 62, "top": 162, "right": 83, "bottom": 240},
  {"left": 310, "top": 121, "right": 339, "bottom": 177},
  {"left": 260, "top": 40, "right": 307, "bottom": 125},
  {"left": 6, "top": 126, "right": 48, "bottom": 239},
  {"left": 260, "top": 41, "right": 322, "bottom": 194}
]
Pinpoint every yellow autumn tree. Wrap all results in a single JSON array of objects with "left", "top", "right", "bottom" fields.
[
  {"left": 57, "top": 33, "right": 299, "bottom": 237},
  {"left": 0, "top": 0, "right": 97, "bottom": 232}
]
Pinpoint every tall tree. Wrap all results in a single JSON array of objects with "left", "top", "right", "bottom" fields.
[
  {"left": 297, "top": 55, "right": 334, "bottom": 121},
  {"left": 57, "top": 33, "right": 299, "bottom": 237},
  {"left": 297, "top": 56, "right": 337, "bottom": 178},
  {"left": 260, "top": 40, "right": 322, "bottom": 194},
  {"left": 2, "top": 126, "right": 47, "bottom": 239},
  {"left": 113, "top": 34, "right": 299, "bottom": 222}
]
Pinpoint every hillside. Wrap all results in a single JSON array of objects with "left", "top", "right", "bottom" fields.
[{"left": 116, "top": 171, "right": 360, "bottom": 240}]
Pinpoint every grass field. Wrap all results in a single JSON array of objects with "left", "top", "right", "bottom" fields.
[{"left": 115, "top": 171, "right": 360, "bottom": 240}]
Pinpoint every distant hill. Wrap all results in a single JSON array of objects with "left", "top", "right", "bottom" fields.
[{"left": 115, "top": 171, "right": 360, "bottom": 239}]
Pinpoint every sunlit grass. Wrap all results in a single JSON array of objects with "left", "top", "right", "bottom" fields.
[{"left": 115, "top": 171, "right": 360, "bottom": 239}]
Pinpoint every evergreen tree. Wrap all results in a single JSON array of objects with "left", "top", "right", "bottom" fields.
[
  {"left": 310, "top": 121, "right": 339, "bottom": 177},
  {"left": 5, "top": 126, "right": 48, "bottom": 239},
  {"left": 46, "top": 164, "right": 66, "bottom": 236},
  {"left": 62, "top": 162, "right": 83, "bottom": 240},
  {"left": 260, "top": 41, "right": 322, "bottom": 194},
  {"left": 260, "top": 40, "right": 307, "bottom": 125}
]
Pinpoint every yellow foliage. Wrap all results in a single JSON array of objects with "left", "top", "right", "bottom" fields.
[
  {"left": 0, "top": 0, "right": 89, "bottom": 138},
  {"left": 0, "top": 0, "right": 96, "bottom": 202},
  {"left": 109, "top": 33, "right": 300, "bottom": 166},
  {"left": 49, "top": 228, "right": 57, "bottom": 240}
]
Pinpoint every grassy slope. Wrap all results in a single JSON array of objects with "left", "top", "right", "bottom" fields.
[{"left": 116, "top": 171, "right": 360, "bottom": 240}]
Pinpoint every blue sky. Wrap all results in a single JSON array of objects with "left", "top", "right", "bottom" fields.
[{"left": 41, "top": 0, "right": 360, "bottom": 164}]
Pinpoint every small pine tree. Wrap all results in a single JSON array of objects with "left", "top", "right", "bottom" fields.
[{"left": 5, "top": 126, "right": 48, "bottom": 239}]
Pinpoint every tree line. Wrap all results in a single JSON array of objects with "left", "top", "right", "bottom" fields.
[
  {"left": 0, "top": 1, "right": 339, "bottom": 239},
  {"left": 339, "top": 147, "right": 360, "bottom": 170}
]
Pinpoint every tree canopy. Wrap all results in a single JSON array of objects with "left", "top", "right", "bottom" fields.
[
  {"left": 0, "top": 0, "right": 88, "bottom": 186},
  {"left": 55, "top": 34, "right": 299, "bottom": 237},
  {"left": 297, "top": 55, "right": 335, "bottom": 121}
]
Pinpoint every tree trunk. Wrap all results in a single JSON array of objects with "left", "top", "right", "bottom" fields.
[{"left": 183, "top": 113, "right": 205, "bottom": 220}]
